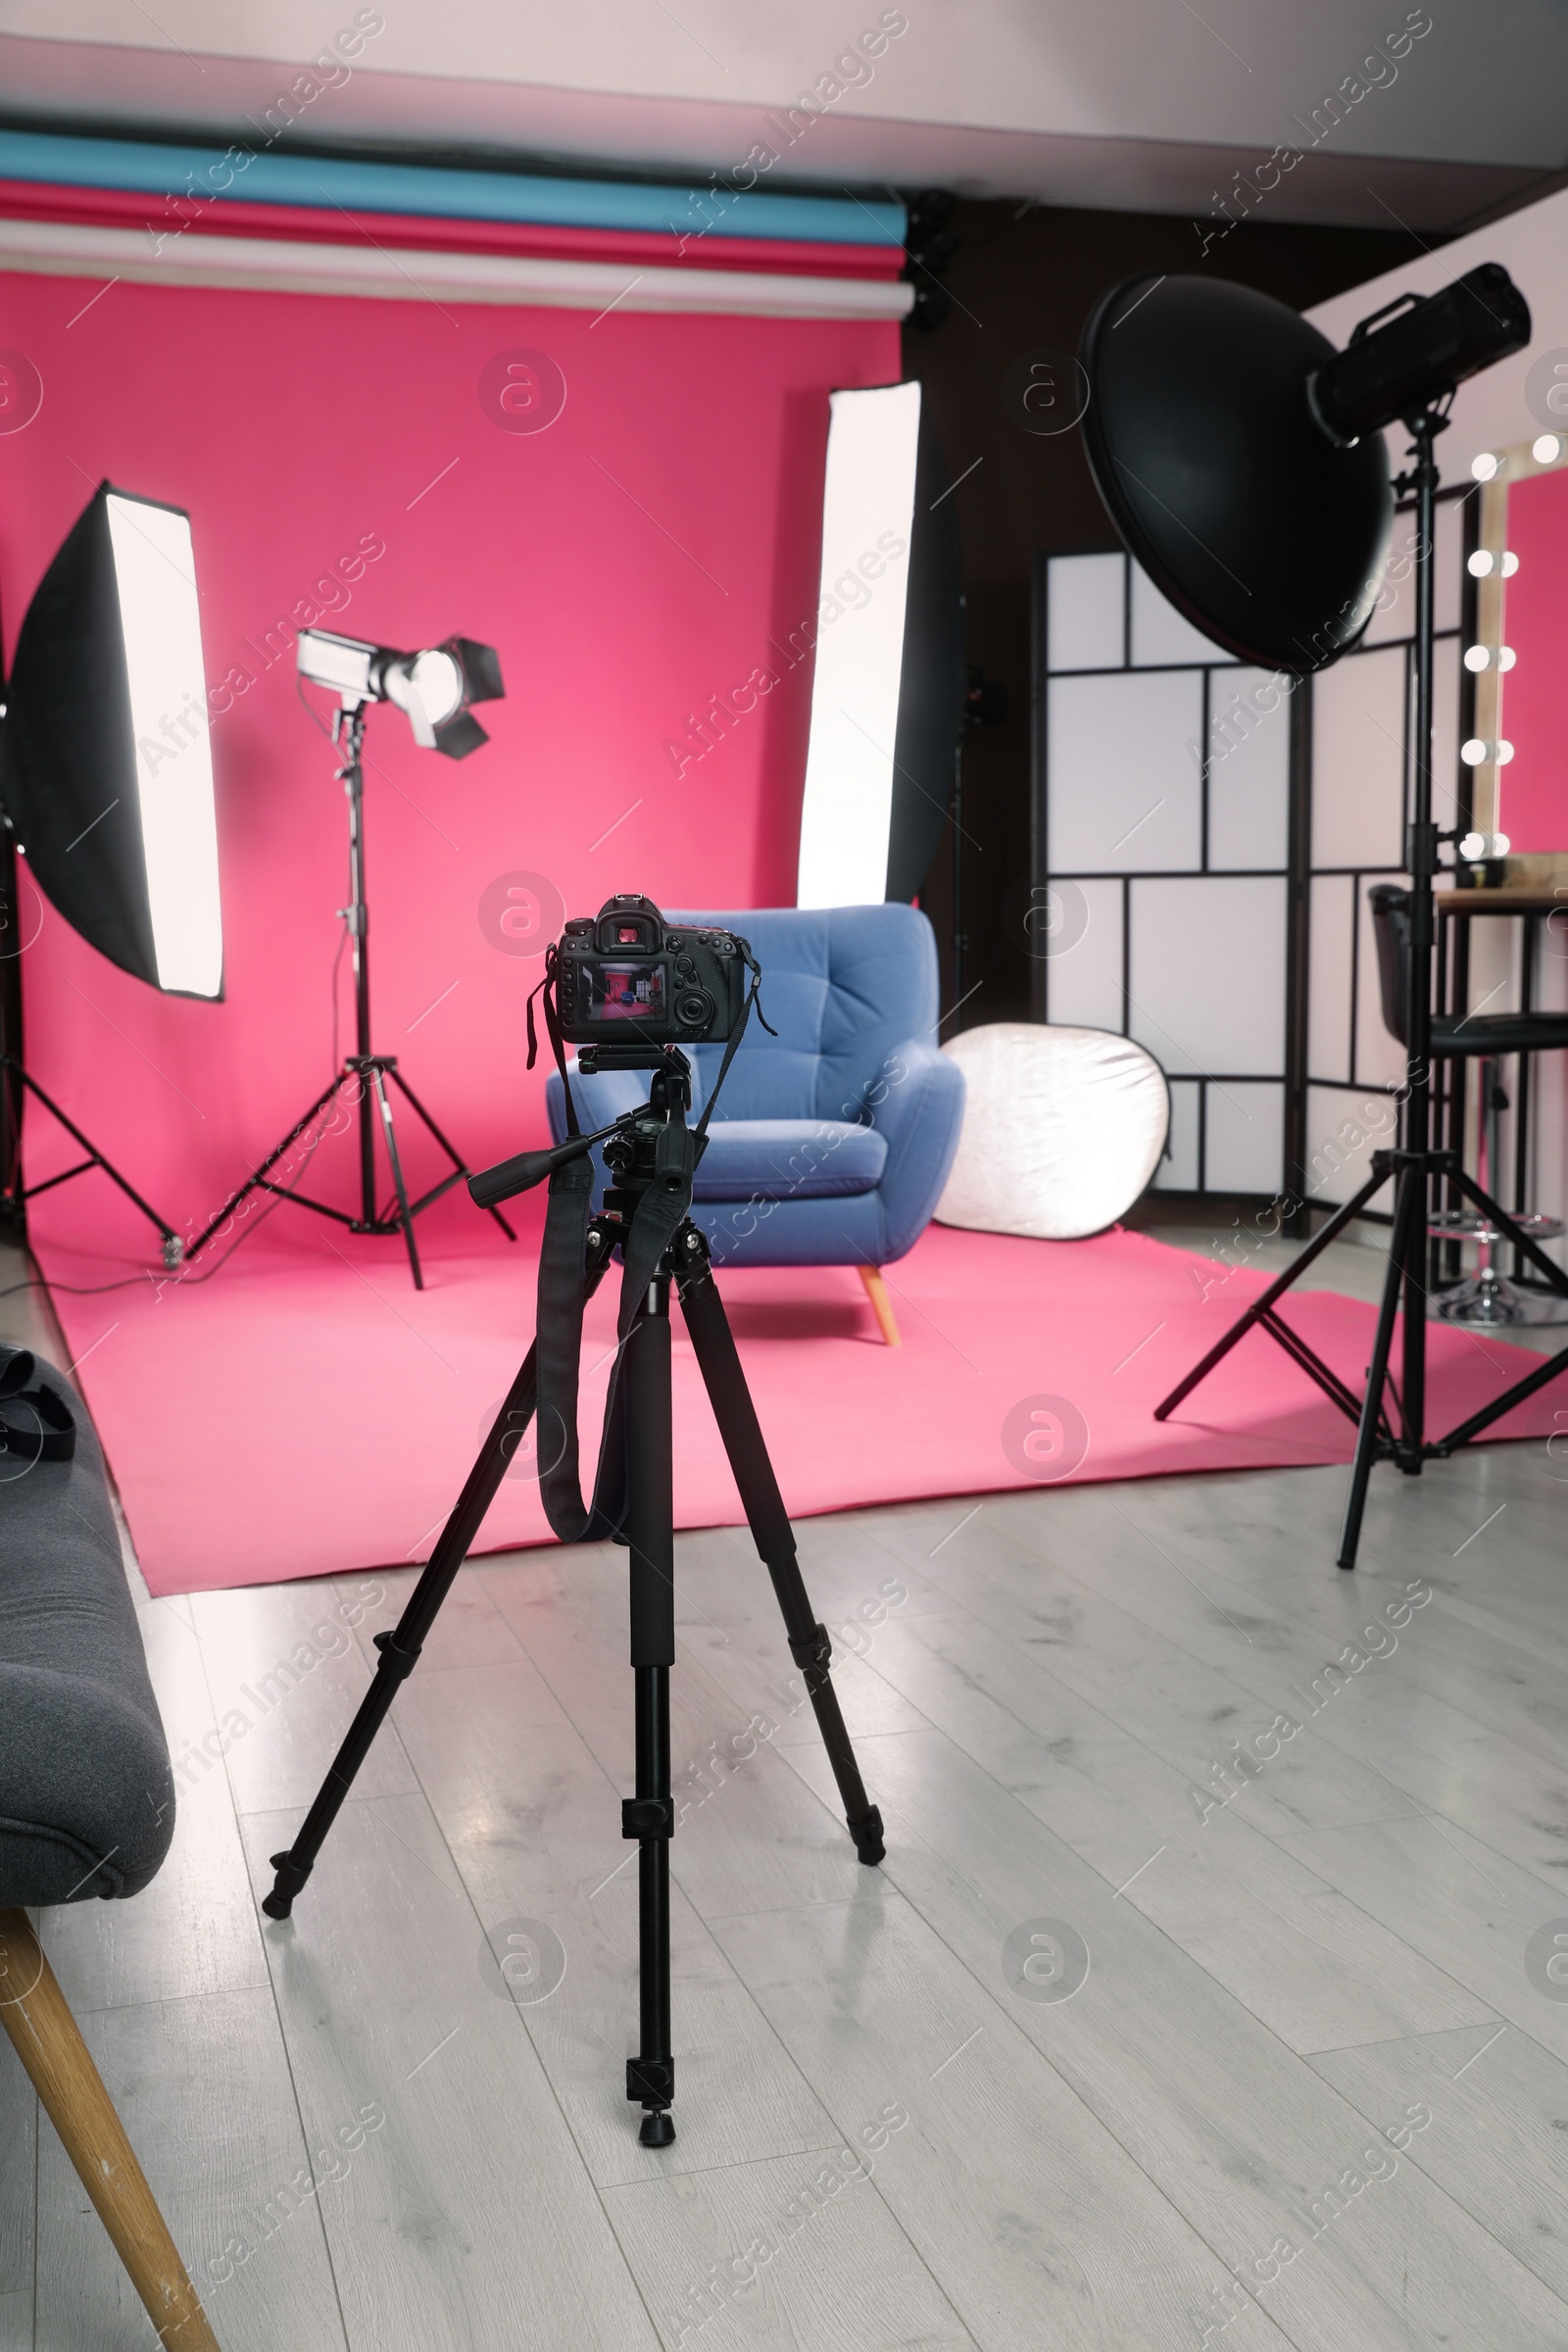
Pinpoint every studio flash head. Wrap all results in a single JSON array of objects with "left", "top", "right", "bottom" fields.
[
  {"left": 296, "top": 627, "right": 504, "bottom": 758},
  {"left": 1305, "top": 264, "right": 1531, "bottom": 449}
]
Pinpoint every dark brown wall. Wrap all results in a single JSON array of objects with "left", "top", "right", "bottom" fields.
[{"left": 902, "top": 197, "right": 1435, "bottom": 1029}]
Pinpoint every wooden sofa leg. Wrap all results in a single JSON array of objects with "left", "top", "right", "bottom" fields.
[
  {"left": 858, "top": 1264, "right": 902, "bottom": 1347},
  {"left": 0, "top": 1908, "right": 220, "bottom": 2351}
]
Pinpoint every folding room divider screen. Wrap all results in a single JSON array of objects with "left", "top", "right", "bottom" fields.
[
  {"left": 1030, "top": 548, "right": 1294, "bottom": 1199},
  {"left": 1031, "top": 502, "right": 1469, "bottom": 1211}
]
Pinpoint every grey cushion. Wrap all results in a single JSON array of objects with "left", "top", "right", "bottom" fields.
[{"left": 0, "top": 1354, "right": 173, "bottom": 1906}]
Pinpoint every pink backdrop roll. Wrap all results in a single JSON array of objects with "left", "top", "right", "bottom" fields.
[{"left": 0, "top": 269, "right": 899, "bottom": 1259}]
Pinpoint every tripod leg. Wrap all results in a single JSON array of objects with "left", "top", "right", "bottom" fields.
[
  {"left": 1337, "top": 1165, "right": 1417, "bottom": 1571},
  {"left": 387, "top": 1067, "right": 517, "bottom": 1244},
  {"left": 620, "top": 1290, "right": 678, "bottom": 2147},
  {"left": 183, "top": 1073, "right": 346, "bottom": 1263},
  {"left": 0, "top": 1054, "right": 181, "bottom": 1261},
  {"left": 264, "top": 1347, "right": 541, "bottom": 1918},
  {"left": 1399, "top": 1151, "right": 1429, "bottom": 1472},
  {"left": 264, "top": 1228, "right": 615, "bottom": 1922},
  {"left": 675, "top": 1242, "right": 886, "bottom": 1867},
  {"left": 1153, "top": 1166, "right": 1391, "bottom": 1420},
  {"left": 371, "top": 1066, "right": 423, "bottom": 1291}
]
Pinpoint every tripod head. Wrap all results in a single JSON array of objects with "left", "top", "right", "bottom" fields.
[{"left": 467, "top": 1046, "right": 695, "bottom": 1209}]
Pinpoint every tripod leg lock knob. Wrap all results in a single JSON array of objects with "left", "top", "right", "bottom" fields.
[
  {"left": 372, "top": 1629, "right": 422, "bottom": 1682},
  {"left": 262, "top": 1848, "right": 312, "bottom": 1920},
  {"left": 788, "top": 1623, "right": 833, "bottom": 1676},
  {"left": 622, "top": 1796, "right": 675, "bottom": 1839},
  {"left": 848, "top": 1806, "right": 886, "bottom": 1866},
  {"left": 626, "top": 2056, "right": 674, "bottom": 2106}
]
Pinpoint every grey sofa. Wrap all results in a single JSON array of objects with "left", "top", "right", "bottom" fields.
[
  {"left": 0, "top": 1352, "right": 174, "bottom": 1905},
  {"left": 0, "top": 1347, "right": 220, "bottom": 2349}
]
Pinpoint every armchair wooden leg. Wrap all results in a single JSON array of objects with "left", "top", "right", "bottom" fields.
[
  {"left": 858, "top": 1264, "right": 902, "bottom": 1347},
  {"left": 0, "top": 1908, "right": 220, "bottom": 2350}
]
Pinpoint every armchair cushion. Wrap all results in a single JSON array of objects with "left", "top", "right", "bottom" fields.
[{"left": 692, "top": 1118, "right": 887, "bottom": 1200}]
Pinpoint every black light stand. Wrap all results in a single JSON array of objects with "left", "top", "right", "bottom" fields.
[
  {"left": 0, "top": 838, "right": 180, "bottom": 1266},
  {"left": 262, "top": 1041, "right": 885, "bottom": 2145},
  {"left": 1153, "top": 406, "right": 1568, "bottom": 1566},
  {"left": 181, "top": 706, "right": 514, "bottom": 1289}
]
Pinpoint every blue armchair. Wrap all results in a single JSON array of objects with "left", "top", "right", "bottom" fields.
[{"left": 545, "top": 903, "right": 965, "bottom": 1343}]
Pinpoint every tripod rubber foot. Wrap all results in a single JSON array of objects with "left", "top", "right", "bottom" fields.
[
  {"left": 262, "top": 1849, "right": 312, "bottom": 1921},
  {"left": 849, "top": 1806, "right": 885, "bottom": 1866},
  {"left": 639, "top": 2110, "right": 676, "bottom": 2148}
]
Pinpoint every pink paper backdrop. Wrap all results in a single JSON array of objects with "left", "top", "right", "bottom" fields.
[
  {"left": 0, "top": 270, "right": 899, "bottom": 1259},
  {"left": 1500, "top": 465, "right": 1568, "bottom": 855}
]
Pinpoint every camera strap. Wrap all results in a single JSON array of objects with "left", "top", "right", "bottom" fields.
[{"left": 531, "top": 946, "right": 769, "bottom": 1544}]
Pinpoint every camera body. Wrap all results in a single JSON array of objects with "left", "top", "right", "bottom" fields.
[{"left": 554, "top": 894, "right": 750, "bottom": 1046}]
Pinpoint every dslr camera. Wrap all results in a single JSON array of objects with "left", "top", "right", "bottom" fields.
[{"left": 554, "top": 894, "right": 751, "bottom": 1046}]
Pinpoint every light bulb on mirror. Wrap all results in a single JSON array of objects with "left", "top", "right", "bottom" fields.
[
  {"left": 1463, "top": 645, "right": 1491, "bottom": 670},
  {"left": 1471, "top": 452, "right": 1500, "bottom": 480},
  {"left": 1467, "top": 550, "right": 1494, "bottom": 576},
  {"left": 1533, "top": 434, "right": 1561, "bottom": 464},
  {"left": 1460, "top": 739, "right": 1488, "bottom": 765},
  {"left": 1497, "top": 645, "right": 1516, "bottom": 670},
  {"left": 1501, "top": 550, "right": 1519, "bottom": 576}
]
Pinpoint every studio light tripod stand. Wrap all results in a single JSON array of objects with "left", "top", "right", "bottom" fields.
[
  {"left": 1154, "top": 402, "right": 1568, "bottom": 1568},
  {"left": 182, "top": 704, "right": 514, "bottom": 1289},
  {"left": 263, "top": 1042, "right": 885, "bottom": 2145}
]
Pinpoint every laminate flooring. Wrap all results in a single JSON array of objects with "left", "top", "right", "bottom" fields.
[{"left": 3, "top": 1240, "right": 1568, "bottom": 2348}]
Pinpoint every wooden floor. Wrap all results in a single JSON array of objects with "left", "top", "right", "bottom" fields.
[{"left": 3, "top": 1248, "right": 1568, "bottom": 2347}]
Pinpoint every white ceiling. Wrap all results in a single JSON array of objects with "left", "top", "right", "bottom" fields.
[{"left": 0, "top": 1, "right": 1562, "bottom": 229}]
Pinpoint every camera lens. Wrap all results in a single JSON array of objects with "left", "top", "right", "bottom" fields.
[{"left": 675, "top": 988, "right": 714, "bottom": 1030}]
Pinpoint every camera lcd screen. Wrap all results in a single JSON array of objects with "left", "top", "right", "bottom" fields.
[{"left": 589, "top": 961, "right": 667, "bottom": 1021}]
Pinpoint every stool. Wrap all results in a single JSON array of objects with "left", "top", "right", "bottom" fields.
[{"left": 1370, "top": 883, "right": 1568, "bottom": 1327}]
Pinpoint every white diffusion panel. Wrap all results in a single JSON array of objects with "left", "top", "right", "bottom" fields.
[
  {"left": 1128, "top": 875, "right": 1287, "bottom": 1077},
  {"left": 796, "top": 381, "right": 919, "bottom": 908},
  {"left": 1207, "top": 668, "right": 1291, "bottom": 870},
  {"left": 1206, "top": 1081, "right": 1285, "bottom": 1192},
  {"left": 1310, "top": 642, "right": 1406, "bottom": 870},
  {"left": 1354, "top": 870, "right": 1412, "bottom": 1090},
  {"left": 106, "top": 492, "right": 223, "bottom": 998},
  {"left": 1308, "top": 872, "right": 1354, "bottom": 1083},
  {"left": 1048, "top": 551, "right": 1124, "bottom": 670},
  {"left": 1043, "top": 876, "right": 1123, "bottom": 1029},
  {"left": 1047, "top": 669, "right": 1203, "bottom": 874},
  {"left": 1153, "top": 1078, "right": 1200, "bottom": 1189},
  {"left": 1130, "top": 564, "right": 1226, "bottom": 668}
]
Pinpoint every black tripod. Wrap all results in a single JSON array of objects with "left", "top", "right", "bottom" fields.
[
  {"left": 263, "top": 1043, "right": 885, "bottom": 2145},
  {"left": 182, "top": 705, "right": 514, "bottom": 1289},
  {"left": 1154, "top": 404, "right": 1568, "bottom": 1567}
]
